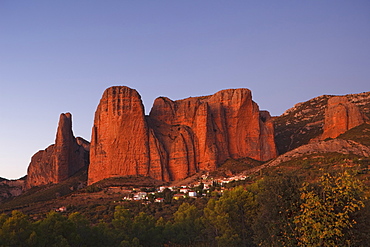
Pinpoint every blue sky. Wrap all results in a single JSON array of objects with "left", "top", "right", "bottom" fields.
[{"left": 0, "top": 1, "right": 369, "bottom": 179}]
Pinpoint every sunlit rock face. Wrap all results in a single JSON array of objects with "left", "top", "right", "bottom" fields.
[
  {"left": 321, "top": 96, "right": 365, "bottom": 140},
  {"left": 26, "top": 113, "right": 89, "bottom": 189},
  {"left": 89, "top": 86, "right": 153, "bottom": 185},
  {"left": 88, "top": 86, "right": 278, "bottom": 185}
]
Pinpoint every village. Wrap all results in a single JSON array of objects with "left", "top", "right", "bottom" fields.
[
  {"left": 104, "top": 174, "right": 250, "bottom": 203},
  {"left": 53, "top": 173, "right": 252, "bottom": 213}
]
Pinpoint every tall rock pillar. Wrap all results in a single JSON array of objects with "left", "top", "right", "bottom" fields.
[
  {"left": 88, "top": 86, "right": 151, "bottom": 185},
  {"left": 25, "top": 113, "right": 89, "bottom": 189}
]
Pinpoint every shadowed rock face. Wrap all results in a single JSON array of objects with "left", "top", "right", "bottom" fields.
[
  {"left": 321, "top": 96, "right": 365, "bottom": 139},
  {"left": 88, "top": 86, "right": 278, "bottom": 185},
  {"left": 26, "top": 113, "right": 89, "bottom": 189}
]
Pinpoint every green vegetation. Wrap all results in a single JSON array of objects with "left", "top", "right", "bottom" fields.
[
  {"left": 204, "top": 186, "right": 257, "bottom": 246},
  {"left": 338, "top": 123, "right": 370, "bottom": 147},
  {"left": 0, "top": 169, "right": 87, "bottom": 211},
  {"left": 261, "top": 152, "right": 370, "bottom": 186},
  {"left": 252, "top": 174, "right": 302, "bottom": 246},
  {"left": 0, "top": 168, "right": 368, "bottom": 246},
  {"left": 88, "top": 175, "right": 164, "bottom": 189},
  {"left": 294, "top": 171, "right": 365, "bottom": 247},
  {"left": 210, "top": 157, "right": 263, "bottom": 177}
]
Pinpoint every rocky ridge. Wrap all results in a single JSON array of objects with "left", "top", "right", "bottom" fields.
[
  {"left": 274, "top": 92, "right": 370, "bottom": 154},
  {"left": 263, "top": 138, "right": 370, "bottom": 169},
  {"left": 88, "top": 86, "right": 278, "bottom": 185},
  {"left": 21, "top": 88, "right": 370, "bottom": 190}
]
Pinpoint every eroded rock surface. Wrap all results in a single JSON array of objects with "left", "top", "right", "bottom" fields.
[
  {"left": 26, "top": 113, "right": 89, "bottom": 189},
  {"left": 88, "top": 86, "right": 278, "bottom": 184},
  {"left": 89, "top": 86, "right": 153, "bottom": 185},
  {"left": 321, "top": 96, "right": 365, "bottom": 139}
]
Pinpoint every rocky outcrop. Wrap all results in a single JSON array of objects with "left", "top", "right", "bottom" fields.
[
  {"left": 274, "top": 91, "right": 370, "bottom": 154},
  {"left": 0, "top": 178, "right": 25, "bottom": 202},
  {"left": 321, "top": 96, "right": 365, "bottom": 139},
  {"left": 25, "top": 113, "right": 89, "bottom": 189},
  {"left": 263, "top": 139, "right": 370, "bottom": 169},
  {"left": 88, "top": 86, "right": 278, "bottom": 185}
]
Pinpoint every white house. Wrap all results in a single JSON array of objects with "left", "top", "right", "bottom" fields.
[
  {"left": 180, "top": 188, "right": 189, "bottom": 193},
  {"left": 155, "top": 198, "right": 164, "bottom": 203},
  {"left": 56, "top": 206, "right": 67, "bottom": 212},
  {"left": 188, "top": 191, "right": 197, "bottom": 197}
]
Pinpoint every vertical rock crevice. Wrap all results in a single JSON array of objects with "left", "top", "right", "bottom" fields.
[{"left": 88, "top": 86, "right": 278, "bottom": 185}]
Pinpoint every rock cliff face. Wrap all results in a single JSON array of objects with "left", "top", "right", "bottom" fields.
[
  {"left": 274, "top": 91, "right": 370, "bottom": 154},
  {"left": 89, "top": 87, "right": 153, "bottom": 185},
  {"left": 88, "top": 86, "right": 277, "bottom": 185},
  {"left": 321, "top": 96, "right": 365, "bottom": 139},
  {"left": 25, "top": 113, "right": 89, "bottom": 189}
]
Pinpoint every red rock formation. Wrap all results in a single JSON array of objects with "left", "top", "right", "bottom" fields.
[
  {"left": 321, "top": 96, "right": 365, "bottom": 139},
  {"left": 88, "top": 86, "right": 278, "bottom": 185},
  {"left": 149, "top": 89, "right": 277, "bottom": 178},
  {"left": 88, "top": 87, "right": 151, "bottom": 185},
  {"left": 26, "top": 113, "right": 89, "bottom": 189}
]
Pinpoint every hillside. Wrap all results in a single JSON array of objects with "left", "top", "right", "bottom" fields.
[{"left": 274, "top": 91, "right": 370, "bottom": 154}]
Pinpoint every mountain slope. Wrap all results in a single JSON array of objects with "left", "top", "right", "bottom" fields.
[{"left": 274, "top": 92, "right": 370, "bottom": 154}]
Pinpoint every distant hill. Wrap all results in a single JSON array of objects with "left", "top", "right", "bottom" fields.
[{"left": 274, "top": 92, "right": 370, "bottom": 154}]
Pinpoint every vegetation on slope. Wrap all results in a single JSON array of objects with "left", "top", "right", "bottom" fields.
[
  {"left": 338, "top": 123, "right": 370, "bottom": 147},
  {"left": 0, "top": 169, "right": 87, "bottom": 212},
  {"left": 0, "top": 169, "right": 368, "bottom": 247},
  {"left": 210, "top": 157, "right": 263, "bottom": 178}
]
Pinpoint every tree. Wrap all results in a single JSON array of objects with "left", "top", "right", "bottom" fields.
[
  {"left": 112, "top": 205, "right": 133, "bottom": 244},
  {"left": 163, "top": 188, "right": 173, "bottom": 204},
  {"left": 252, "top": 174, "right": 302, "bottom": 246},
  {"left": 294, "top": 171, "right": 365, "bottom": 247},
  {"left": 166, "top": 202, "right": 203, "bottom": 245},
  {"left": 203, "top": 186, "right": 257, "bottom": 247},
  {"left": 0, "top": 210, "right": 33, "bottom": 247},
  {"left": 33, "top": 211, "right": 73, "bottom": 246},
  {"left": 132, "top": 212, "right": 162, "bottom": 247}
]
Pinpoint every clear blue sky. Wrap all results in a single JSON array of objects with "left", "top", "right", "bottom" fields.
[{"left": 1, "top": 1, "right": 369, "bottom": 179}]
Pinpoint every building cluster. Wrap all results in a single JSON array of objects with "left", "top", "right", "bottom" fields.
[
  {"left": 103, "top": 173, "right": 250, "bottom": 203},
  {"left": 54, "top": 174, "right": 251, "bottom": 212}
]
